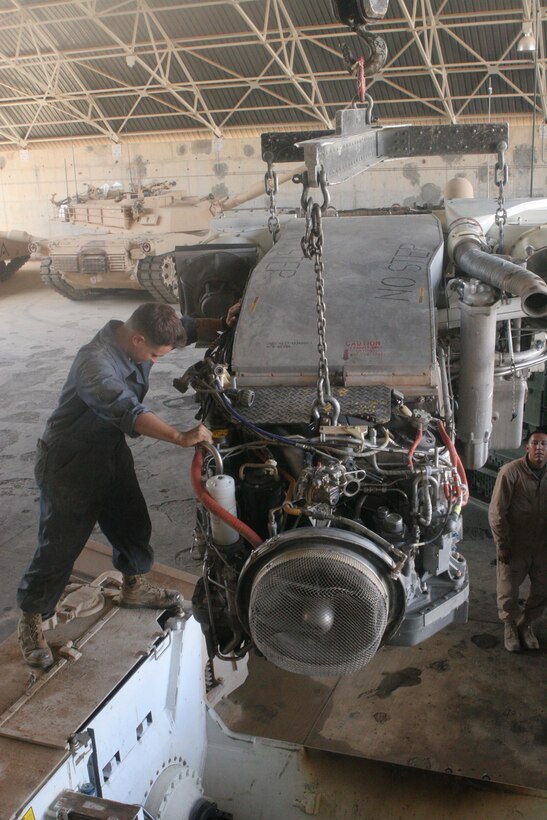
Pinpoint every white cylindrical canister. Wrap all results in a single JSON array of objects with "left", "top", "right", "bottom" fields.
[{"left": 205, "top": 474, "right": 239, "bottom": 546}]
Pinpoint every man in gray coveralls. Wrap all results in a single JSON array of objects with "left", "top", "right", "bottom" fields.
[
  {"left": 488, "top": 426, "right": 547, "bottom": 652},
  {"left": 16, "top": 301, "right": 239, "bottom": 669}
]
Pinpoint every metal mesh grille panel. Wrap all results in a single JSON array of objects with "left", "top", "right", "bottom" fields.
[
  {"left": 248, "top": 548, "right": 389, "bottom": 676},
  {"left": 107, "top": 254, "right": 127, "bottom": 271},
  {"left": 238, "top": 386, "right": 391, "bottom": 425},
  {"left": 52, "top": 255, "right": 79, "bottom": 272},
  {"left": 81, "top": 254, "right": 107, "bottom": 274}
]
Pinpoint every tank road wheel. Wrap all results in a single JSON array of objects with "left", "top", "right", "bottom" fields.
[
  {"left": 40, "top": 258, "right": 101, "bottom": 301},
  {"left": 137, "top": 253, "right": 179, "bottom": 304},
  {"left": 0, "top": 255, "right": 29, "bottom": 282}
]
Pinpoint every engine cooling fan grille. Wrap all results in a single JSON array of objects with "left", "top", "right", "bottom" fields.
[{"left": 248, "top": 547, "right": 389, "bottom": 676}]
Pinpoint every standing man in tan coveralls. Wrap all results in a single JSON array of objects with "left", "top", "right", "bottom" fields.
[{"left": 488, "top": 427, "right": 547, "bottom": 652}]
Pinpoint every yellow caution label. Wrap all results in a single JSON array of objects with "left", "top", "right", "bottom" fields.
[{"left": 22, "top": 809, "right": 36, "bottom": 820}]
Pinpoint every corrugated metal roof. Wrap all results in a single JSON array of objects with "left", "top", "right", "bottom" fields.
[{"left": 0, "top": 0, "right": 542, "bottom": 148}]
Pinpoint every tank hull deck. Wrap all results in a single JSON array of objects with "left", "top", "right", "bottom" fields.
[{"left": 2, "top": 539, "right": 545, "bottom": 819}]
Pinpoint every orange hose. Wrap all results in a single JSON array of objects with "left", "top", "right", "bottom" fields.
[
  {"left": 191, "top": 448, "right": 263, "bottom": 548},
  {"left": 407, "top": 429, "right": 423, "bottom": 467},
  {"left": 437, "top": 420, "right": 469, "bottom": 506},
  {"left": 279, "top": 468, "right": 296, "bottom": 503}
]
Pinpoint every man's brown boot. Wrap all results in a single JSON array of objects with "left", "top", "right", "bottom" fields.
[
  {"left": 503, "top": 621, "right": 521, "bottom": 653},
  {"left": 120, "top": 574, "right": 183, "bottom": 612},
  {"left": 519, "top": 623, "right": 540, "bottom": 650},
  {"left": 18, "top": 611, "right": 54, "bottom": 669}
]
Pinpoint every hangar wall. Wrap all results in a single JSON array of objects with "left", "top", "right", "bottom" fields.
[{"left": 0, "top": 123, "right": 544, "bottom": 238}]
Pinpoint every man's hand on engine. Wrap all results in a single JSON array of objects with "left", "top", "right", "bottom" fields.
[
  {"left": 175, "top": 424, "right": 213, "bottom": 448},
  {"left": 224, "top": 300, "right": 242, "bottom": 329}
]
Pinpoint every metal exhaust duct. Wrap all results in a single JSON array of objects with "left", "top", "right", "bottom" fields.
[{"left": 448, "top": 222, "right": 547, "bottom": 318}]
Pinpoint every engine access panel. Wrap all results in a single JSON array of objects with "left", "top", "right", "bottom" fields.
[{"left": 232, "top": 215, "right": 443, "bottom": 392}]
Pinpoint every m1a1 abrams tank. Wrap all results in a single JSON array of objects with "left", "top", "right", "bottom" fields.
[{"left": 36, "top": 176, "right": 294, "bottom": 303}]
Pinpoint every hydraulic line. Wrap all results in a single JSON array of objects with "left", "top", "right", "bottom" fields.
[
  {"left": 191, "top": 448, "right": 262, "bottom": 548},
  {"left": 437, "top": 345, "right": 454, "bottom": 434},
  {"left": 495, "top": 352, "right": 547, "bottom": 377},
  {"left": 413, "top": 475, "right": 434, "bottom": 527},
  {"left": 407, "top": 429, "right": 423, "bottom": 468},
  {"left": 437, "top": 420, "right": 469, "bottom": 506}
]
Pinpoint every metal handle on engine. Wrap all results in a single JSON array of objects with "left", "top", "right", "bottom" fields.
[{"left": 199, "top": 441, "right": 223, "bottom": 475}]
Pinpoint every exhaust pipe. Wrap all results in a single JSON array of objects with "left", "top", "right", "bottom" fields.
[
  {"left": 456, "top": 291, "right": 499, "bottom": 469},
  {"left": 448, "top": 221, "right": 547, "bottom": 318}
]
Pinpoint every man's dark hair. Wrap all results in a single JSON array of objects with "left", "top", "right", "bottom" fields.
[
  {"left": 127, "top": 302, "right": 187, "bottom": 348},
  {"left": 526, "top": 425, "right": 547, "bottom": 440}
]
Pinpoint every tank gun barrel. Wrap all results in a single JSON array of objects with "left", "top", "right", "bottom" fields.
[
  {"left": 0, "top": 229, "right": 36, "bottom": 282},
  {"left": 221, "top": 167, "right": 303, "bottom": 211},
  {"left": 0, "top": 228, "right": 44, "bottom": 256}
]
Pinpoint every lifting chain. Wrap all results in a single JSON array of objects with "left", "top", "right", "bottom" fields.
[
  {"left": 264, "top": 153, "right": 280, "bottom": 243},
  {"left": 494, "top": 141, "right": 508, "bottom": 253},
  {"left": 297, "top": 168, "right": 340, "bottom": 426}
]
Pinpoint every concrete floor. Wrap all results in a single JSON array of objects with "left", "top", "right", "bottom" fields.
[{"left": 1, "top": 262, "right": 546, "bottom": 796}]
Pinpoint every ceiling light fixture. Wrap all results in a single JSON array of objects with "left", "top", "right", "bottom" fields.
[
  {"left": 517, "top": 27, "right": 536, "bottom": 52},
  {"left": 126, "top": 54, "right": 136, "bottom": 68}
]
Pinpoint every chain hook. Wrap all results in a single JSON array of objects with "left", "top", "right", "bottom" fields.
[{"left": 264, "top": 151, "right": 280, "bottom": 243}]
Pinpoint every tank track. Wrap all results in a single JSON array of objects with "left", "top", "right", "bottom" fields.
[
  {"left": 40, "top": 257, "right": 101, "bottom": 300},
  {"left": 0, "top": 255, "right": 30, "bottom": 282},
  {"left": 137, "top": 253, "right": 179, "bottom": 304}
]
